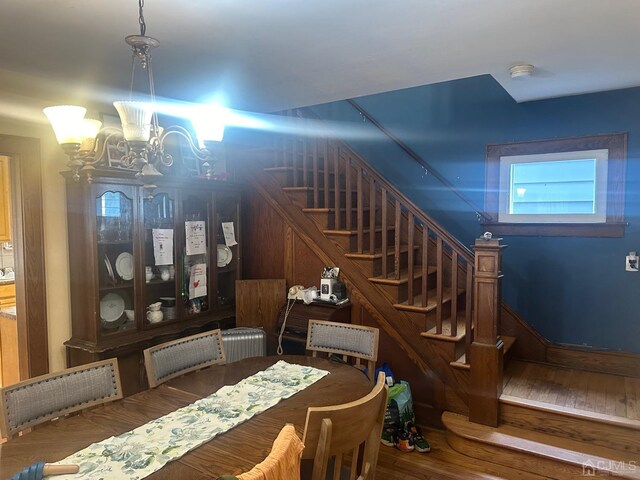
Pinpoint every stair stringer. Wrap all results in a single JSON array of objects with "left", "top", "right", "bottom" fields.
[{"left": 244, "top": 165, "right": 471, "bottom": 411}]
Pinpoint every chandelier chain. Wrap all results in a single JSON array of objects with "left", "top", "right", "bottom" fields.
[{"left": 138, "top": 0, "right": 146, "bottom": 36}]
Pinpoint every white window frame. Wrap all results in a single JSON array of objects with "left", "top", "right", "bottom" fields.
[
  {"left": 483, "top": 133, "right": 627, "bottom": 237},
  {"left": 497, "top": 149, "right": 609, "bottom": 224}
]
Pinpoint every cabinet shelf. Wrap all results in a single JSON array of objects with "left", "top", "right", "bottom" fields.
[{"left": 100, "top": 283, "right": 134, "bottom": 291}]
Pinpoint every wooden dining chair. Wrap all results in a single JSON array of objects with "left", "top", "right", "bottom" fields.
[
  {"left": 0, "top": 358, "right": 122, "bottom": 439},
  {"left": 144, "top": 329, "right": 226, "bottom": 388},
  {"left": 302, "top": 371, "right": 388, "bottom": 480},
  {"left": 306, "top": 320, "right": 379, "bottom": 384}
]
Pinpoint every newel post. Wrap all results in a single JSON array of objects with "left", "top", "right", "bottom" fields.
[{"left": 469, "top": 235, "right": 507, "bottom": 427}]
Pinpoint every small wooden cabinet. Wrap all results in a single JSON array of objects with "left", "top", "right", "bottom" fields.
[
  {"left": 274, "top": 301, "right": 352, "bottom": 355},
  {"left": 63, "top": 170, "right": 242, "bottom": 395},
  {"left": 0, "top": 283, "right": 16, "bottom": 307},
  {"left": 0, "top": 157, "right": 11, "bottom": 242}
]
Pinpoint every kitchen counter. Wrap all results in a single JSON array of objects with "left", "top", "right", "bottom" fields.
[{"left": 0, "top": 306, "right": 16, "bottom": 320}]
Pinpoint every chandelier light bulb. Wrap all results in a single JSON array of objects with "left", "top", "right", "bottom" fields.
[
  {"left": 113, "top": 101, "right": 154, "bottom": 142},
  {"left": 43, "top": 105, "right": 87, "bottom": 145}
]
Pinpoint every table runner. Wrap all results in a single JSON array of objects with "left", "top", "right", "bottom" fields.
[{"left": 49, "top": 361, "right": 329, "bottom": 480}]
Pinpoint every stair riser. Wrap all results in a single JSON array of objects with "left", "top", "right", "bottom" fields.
[
  {"left": 330, "top": 210, "right": 371, "bottom": 230},
  {"left": 284, "top": 190, "right": 312, "bottom": 209},
  {"left": 328, "top": 229, "right": 397, "bottom": 254},
  {"left": 403, "top": 301, "right": 453, "bottom": 331},
  {"left": 501, "top": 402, "right": 640, "bottom": 456},
  {"left": 350, "top": 249, "right": 416, "bottom": 278},
  {"left": 286, "top": 189, "right": 363, "bottom": 210},
  {"left": 446, "top": 431, "right": 624, "bottom": 480},
  {"left": 378, "top": 270, "right": 437, "bottom": 303}
]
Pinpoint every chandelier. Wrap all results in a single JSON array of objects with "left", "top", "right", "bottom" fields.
[{"left": 44, "top": 0, "right": 226, "bottom": 181}]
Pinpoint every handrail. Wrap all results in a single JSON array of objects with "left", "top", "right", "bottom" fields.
[
  {"left": 294, "top": 107, "right": 475, "bottom": 263},
  {"left": 336, "top": 140, "right": 475, "bottom": 265},
  {"left": 345, "top": 99, "right": 493, "bottom": 223}
]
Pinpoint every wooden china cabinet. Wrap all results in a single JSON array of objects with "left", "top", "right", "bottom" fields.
[{"left": 63, "top": 169, "right": 241, "bottom": 395}]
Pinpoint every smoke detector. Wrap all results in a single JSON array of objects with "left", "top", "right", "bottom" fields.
[{"left": 509, "top": 64, "right": 534, "bottom": 79}]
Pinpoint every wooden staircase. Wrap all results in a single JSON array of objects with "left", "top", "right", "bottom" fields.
[
  {"left": 236, "top": 113, "right": 640, "bottom": 479},
  {"left": 238, "top": 128, "right": 512, "bottom": 425}
]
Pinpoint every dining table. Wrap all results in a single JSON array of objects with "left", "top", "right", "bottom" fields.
[{"left": 0, "top": 355, "right": 373, "bottom": 479}]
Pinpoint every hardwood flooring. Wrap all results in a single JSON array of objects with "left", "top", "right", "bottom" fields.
[
  {"left": 503, "top": 360, "right": 640, "bottom": 421},
  {"left": 375, "top": 426, "right": 546, "bottom": 479}
]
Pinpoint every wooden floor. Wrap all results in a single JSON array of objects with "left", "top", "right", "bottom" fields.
[
  {"left": 375, "top": 426, "right": 546, "bottom": 480},
  {"left": 503, "top": 360, "right": 640, "bottom": 420}
]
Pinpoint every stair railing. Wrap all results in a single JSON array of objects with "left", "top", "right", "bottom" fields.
[{"left": 273, "top": 128, "right": 476, "bottom": 352}]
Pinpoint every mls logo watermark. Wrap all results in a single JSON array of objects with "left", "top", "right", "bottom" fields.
[{"left": 582, "top": 459, "right": 638, "bottom": 476}]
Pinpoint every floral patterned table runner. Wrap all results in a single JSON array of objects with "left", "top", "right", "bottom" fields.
[{"left": 49, "top": 360, "right": 329, "bottom": 479}]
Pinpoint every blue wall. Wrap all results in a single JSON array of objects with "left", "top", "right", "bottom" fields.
[{"left": 308, "top": 75, "right": 640, "bottom": 353}]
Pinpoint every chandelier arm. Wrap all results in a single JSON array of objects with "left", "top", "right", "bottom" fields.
[
  {"left": 159, "top": 128, "right": 211, "bottom": 161},
  {"left": 77, "top": 129, "right": 125, "bottom": 166}
]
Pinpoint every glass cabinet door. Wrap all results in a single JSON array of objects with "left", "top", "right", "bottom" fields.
[
  {"left": 214, "top": 191, "right": 240, "bottom": 309},
  {"left": 182, "top": 192, "right": 210, "bottom": 317},
  {"left": 143, "top": 191, "right": 177, "bottom": 327},
  {"left": 96, "top": 189, "right": 136, "bottom": 335}
]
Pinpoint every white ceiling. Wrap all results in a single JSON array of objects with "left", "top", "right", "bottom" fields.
[{"left": 2, "top": 0, "right": 640, "bottom": 113}]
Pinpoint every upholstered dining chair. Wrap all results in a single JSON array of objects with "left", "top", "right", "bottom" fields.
[
  {"left": 306, "top": 320, "right": 379, "bottom": 384},
  {"left": 143, "top": 329, "right": 226, "bottom": 388},
  {"left": 302, "top": 371, "right": 388, "bottom": 480},
  {"left": 0, "top": 358, "right": 122, "bottom": 439}
]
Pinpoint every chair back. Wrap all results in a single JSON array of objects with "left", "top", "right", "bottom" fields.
[
  {"left": 237, "top": 423, "right": 304, "bottom": 480},
  {"left": 0, "top": 358, "right": 122, "bottom": 438},
  {"left": 302, "top": 372, "right": 388, "bottom": 480},
  {"left": 144, "top": 329, "right": 226, "bottom": 388},
  {"left": 306, "top": 320, "right": 379, "bottom": 384}
]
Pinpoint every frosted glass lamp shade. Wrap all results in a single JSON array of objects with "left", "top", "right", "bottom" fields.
[
  {"left": 191, "top": 106, "right": 227, "bottom": 147},
  {"left": 79, "top": 119, "right": 103, "bottom": 151},
  {"left": 113, "top": 101, "right": 154, "bottom": 142},
  {"left": 43, "top": 105, "right": 87, "bottom": 145}
]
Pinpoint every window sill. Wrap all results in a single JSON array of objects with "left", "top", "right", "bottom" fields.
[{"left": 480, "top": 222, "right": 626, "bottom": 238}]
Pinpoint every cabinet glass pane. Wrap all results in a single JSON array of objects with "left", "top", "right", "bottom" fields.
[
  {"left": 143, "top": 192, "right": 177, "bottom": 326},
  {"left": 183, "top": 194, "right": 209, "bottom": 315},
  {"left": 96, "top": 190, "right": 135, "bottom": 334},
  {"left": 215, "top": 192, "right": 239, "bottom": 308}
]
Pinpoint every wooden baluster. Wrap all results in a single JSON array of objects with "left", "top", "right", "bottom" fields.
[
  {"left": 345, "top": 155, "right": 352, "bottom": 231},
  {"left": 369, "top": 176, "right": 375, "bottom": 254},
  {"left": 334, "top": 148, "right": 341, "bottom": 229},
  {"left": 323, "top": 140, "right": 330, "bottom": 209},
  {"left": 292, "top": 137, "right": 299, "bottom": 187},
  {"left": 469, "top": 236, "right": 506, "bottom": 427},
  {"left": 422, "top": 226, "right": 429, "bottom": 310},
  {"left": 302, "top": 137, "right": 308, "bottom": 187},
  {"left": 436, "top": 237, "right": 443, "bottom": 334},
  {"left": 450, "top": 249, "right": 458, "bottom": 337},
  {"left": 465, "top": 265, "right": 473, "bottom": 358},
  {"left": 394, "top": 199, "right": 401, "bottom": 280},
  {"left": 407, "top": 211, "right": 414, "bottom": 305},
  {"left": 381, "top": 189, "right": 388, "bottom": 277},
  {"left": 312, "top": 139, "right": 319, "bottom": 207},
  {"left": 356, "top": 165, "right": 363, "bottom": 253}
]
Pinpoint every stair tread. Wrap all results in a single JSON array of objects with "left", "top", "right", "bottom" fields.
[
  {"left": 369, "top": 266, "right": 436, "bottom": 285},
  {"left": 449, "top": 336, "right": 516, "bottom": 369},
  {"left": 502, "top": 335, "right": 516, "bottom": 354},
  {"left": 393, "top": 287, "right": 463, "bottom": 313},
  {"left": 323, "top": 226, "right": 393, "bottom": 237},
  {"left": 421, "top": 314, "right": 467, "bottom": 341},
  {"left": 302, "top": 207, "right": 370, "bottom": 213},
  {"left": 443, "top": 411, "right": 640, "bottom": 478},
  {"left": 345, "top": 245, "right": 419, "bottom": 260},
  {"left": 282, "top": 186, "right": 313, "bottom": 192},
  {"left": 500, "top": 394, "right": 640, "bottom": 431},
  {"left": 450, "top": 354, "right": 471, "bottom": 370}
]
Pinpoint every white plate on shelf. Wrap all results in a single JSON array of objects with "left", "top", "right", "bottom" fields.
[
  {"left": 217, "top": 244, "right": 232, "bottom": 267},
  {"left": 100, "top": 293, "right": 125, "bottom": 323},
  {"left": 115, "top": 252, "right": 134, "bottom": 280},
  {"left": 104, "top": 254, "right": 116, "bottom": 283}
]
